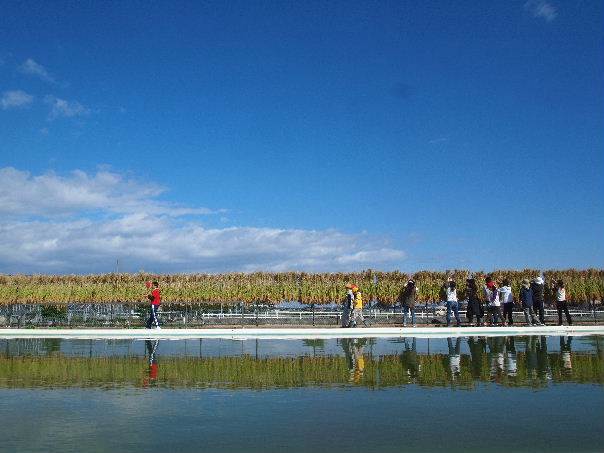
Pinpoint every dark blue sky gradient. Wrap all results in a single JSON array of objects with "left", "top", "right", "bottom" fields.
[{"left": 1, "top": 0, "right": 602, "bottom": 270}]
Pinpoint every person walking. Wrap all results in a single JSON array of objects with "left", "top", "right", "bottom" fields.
[
  {"left": 484, "top": 276, "right": 503, "bottom": 326},
  {"left": 555, "top": 280, "right": 572, "bottom": 326},
  {"left": 531, "top": 276, "right": 546, "bottom": 325},
  {"left": 445, "top": 280, "right": 461, "bottom": 327},
  {"left": 400, "top": 279, "right": 417, "bottom": 327},
  {"left": 465, "top": 278, "right": 484, "bottom": 326},
  {"left": 145, "top": 281, "right": 161, "bottom": 329},
  {"left": 349, "top": 285, "right": 367, "bottom": 327},
  {"left": 499, "top": 279, "right": 515, "bottom": 326},
  {"left": 341, "top": 284, "right": 354, "bottom": 327},
  {"left": 520, "top": 279, "right": 542, "bottom": 326}
]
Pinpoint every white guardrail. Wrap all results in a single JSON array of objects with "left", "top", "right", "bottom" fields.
[{"left": 176, "top": 308, "right": 601, "bottom": 320}]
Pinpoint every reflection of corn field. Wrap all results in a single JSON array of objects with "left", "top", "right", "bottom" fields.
[
  {"left": 0, "top": 352, "right": 601, "bottom": 389},
  {"left": 0, "top": 269, "right": 602, "bottom": 305}
]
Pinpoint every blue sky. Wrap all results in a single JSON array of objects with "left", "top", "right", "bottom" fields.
[{"left": 1, "top": 0, "right": 602, "bottom": 274}]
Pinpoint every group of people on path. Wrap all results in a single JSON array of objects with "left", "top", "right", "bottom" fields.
[
  {"left": 146, "top": 275, "right": 573, "bottom": 330},
  {"left": 396, "top": 275, "right": 573, "bottom": 328}
]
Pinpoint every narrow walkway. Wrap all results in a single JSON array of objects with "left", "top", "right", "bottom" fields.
[{"left": 0, "top": 325, "right": 602, "bottom": 340}]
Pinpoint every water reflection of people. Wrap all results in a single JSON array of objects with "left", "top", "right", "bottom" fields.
[
  {"left": 401, "top": 337, "right": 419, "bottom": 381},
  {"left": 487, "top": 337, "right": 505, "bottom": 378},
  {"left": 536, "top": 336, "right": 551, "bottom": 380},
  {"left": 341, "top": 338, "right": 366, "bottom": 383},
  {"left": 447, "top": 337, "right": 461, "bottom": 379},
  {"left": 560, "top": 336, "right": 572, "bottom": 374},
  {"left": 144, "top": 340, "right": 159, "bottom": 385},
  {"left": 467, "top": 337, "right": 486, "bottom": 379},
  {"left": 505, "top": 337, "right": 517, "bottom": 377},
  {"left": 525, "top": 336, "right": 540, "bottom": 379}
]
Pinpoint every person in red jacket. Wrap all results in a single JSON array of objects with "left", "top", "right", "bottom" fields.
[{"left": 145, "top": 281, "right": 161, "bottom": 329}]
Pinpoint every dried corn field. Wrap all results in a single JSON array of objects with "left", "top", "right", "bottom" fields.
[{"left": 0, "top": 269, "right": 602, "bottom": 305}]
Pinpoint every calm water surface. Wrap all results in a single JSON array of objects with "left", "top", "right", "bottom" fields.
[{"left": 1, "top": 335, "right": 603, "bottom": 453}]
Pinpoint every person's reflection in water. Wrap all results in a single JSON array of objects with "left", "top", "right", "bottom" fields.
[
  {"left": 341, "top": 337, "right": 354, "bottom": 370},
  {"left": 525, "top": 336, "right": 540, "bottom": 380},
  {"left": 536, "top": 336, "right": 551, "bottom": 380},
  {"left": 560, "top": 336, "right": 573, "bottom": 375},
  {"left": 505, "top": 337, "right": 517, "bottom": 378},
  {"left": 341, "top": 338, "right": 366, "bottom": 384},
  {"left": 143, "top": 339, "right": 160, "bottom": 387},
  {"left": 401, "top": 337, "right": 419, "bottom": 382},
  {"left": 351, "top": 339, "right": 366, "bottom": 383},
  {"left": 447, "top": 337, "right": 461, "bottom": 380},
  {"left": 487, "top": 337, "right": 505, "bottom": 379},
  {"left": 467, "top": 336, "right": 486, "bottom": 379}
]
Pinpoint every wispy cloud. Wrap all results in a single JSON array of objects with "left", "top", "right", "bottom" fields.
[
  {"left": 44, "top": 95, "right": 89, "bottom": 119},
  {"left": 1, "top": 90, "right": 34, "bottom": 109},
  {"left": 524, "top": 0, "right": 558, "bottom": 22},
  {"left": 18, "top": 58, "right": 56, "bottom": 83},
  {"left": 0, "top": 218, "right": 405, "bottom": 273},
  {"left": 0, "top": 167, "right": 405, "bottom": 273},
  {"left": 0, "top": 167, "right": 212, "bottom": 217}
]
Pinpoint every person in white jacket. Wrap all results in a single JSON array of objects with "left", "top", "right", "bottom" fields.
[
  {"left": 499, "top": 279, "right": 514, "bottom": 326},
  {"left": 445, "top": 280, "right": 461, "bottom": 327},
  {"left": 555, "top": 280, "right": 573, "bottom": 326},
  {"left": 484, "top": 276, "right": 504, "bottom": 326}
]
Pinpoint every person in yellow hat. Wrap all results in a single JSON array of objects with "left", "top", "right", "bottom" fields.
[{"left": 349, "top": 285, "right": 367, "bottom": 327}]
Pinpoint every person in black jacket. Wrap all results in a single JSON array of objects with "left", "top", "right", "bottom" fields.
[
  {"left": 520, "top": 279, "right": 542, "bottom": 326},
  {"left": 530, "top": 276, "right": 546, "bottom": 325},
  {"left": 400, "top": 279, "right": 418, "bottom": 327},
  {"left": 465, "top": 278, "right": 483, "bottom": 326},
  {"left": 341, "top": 284, "right": 354, "bottom": 327}
]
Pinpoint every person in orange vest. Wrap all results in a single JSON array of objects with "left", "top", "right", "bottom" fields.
[{"left": 145, "top": 281, "right": 161, "bottom": 329}]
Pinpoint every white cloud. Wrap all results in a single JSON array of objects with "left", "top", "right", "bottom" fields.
[
  {"left": 44, "top": 95, "right": 89, "bottom": 119},
  {"left": 0, "top": 218, "right": 404, "bottom": 273},
  {"left": 524, "top": 0, "right": 558, "bottom": 22},
  {"left": 0, "top": 167, "right": 212, "bottom": 217},
  {"left": 1, "top": 90, "right": 34, "bottom": 109},
  {"left": 19, "top": 58, "right": 55, "bottom": 83},
  {"left": 0, "top": 167, "right": 405, "bottom": 273}
]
